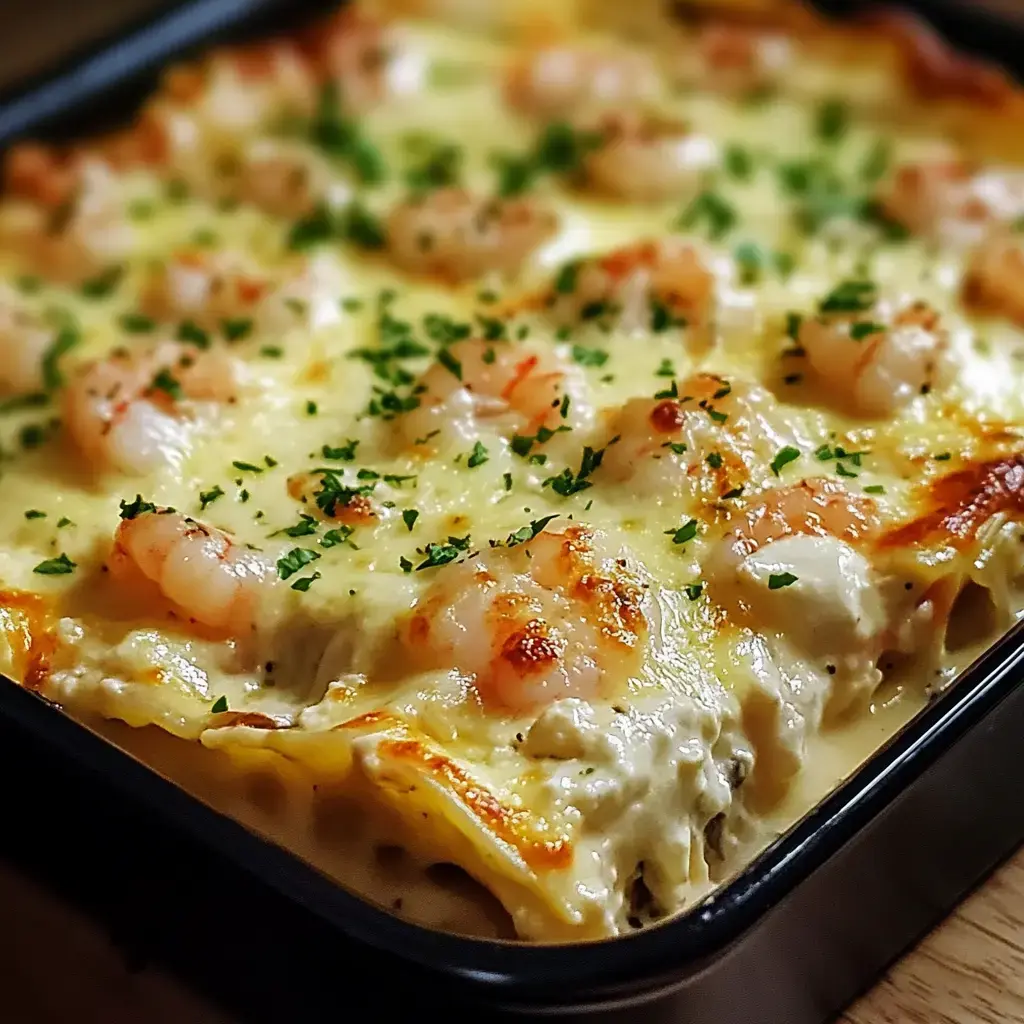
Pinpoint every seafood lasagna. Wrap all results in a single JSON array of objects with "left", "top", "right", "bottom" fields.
[{"left": 3, "top": 0, "right": 1024, "bottom": 940}]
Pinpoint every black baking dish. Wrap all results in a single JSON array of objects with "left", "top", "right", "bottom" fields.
[{"left": 2, "top": 2, "right": 1024, "bottom": 1020}]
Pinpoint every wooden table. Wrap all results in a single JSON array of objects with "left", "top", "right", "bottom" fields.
[{"left": 3, "top": 848, "right": 1024, "bottom": 1023}]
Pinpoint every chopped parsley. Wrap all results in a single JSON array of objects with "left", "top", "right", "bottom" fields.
[
  {"left": 41, "top": 324, "right": 80, "bottom": 390},
  {"left": 321, "top": 526, "right": 356, "bottom": 549},
  {"left": 149, "top": 368, "right": 183, "bottom": 401},
  {"left": 684, "top": 582, "right": 704, "bottom": 601},
  {"left": 402, "top": 509, "right": 419, "bottom": 531},
  {"left": 405, "top": 141, "right": 463, "bottom": 193},
  {"left": 723, "top": 143, "right": 754, "bottom": 180},
  {"left": 864, "top": 484, "right": 886, "bottom": 494},
  {"left": 819, "top": 279, "right": 877, "bottom": 314},
  {"left": 571, "top": 345, "right": 608, "bottom": 368},
  {"left": 665, "top": 519, "right": 699, "bottom": 545},
  {"left": 768, "top": 572, "right": 799, "bottom": 590},
  {"left": 554, "top": 260, "right": 582, "bottom": 294},
  {"left": 33, "top": 553, "right": 76, "bottom": 576},
  {"left": 507, "top": 514, "right": 559, "bottom": 547},
  {"left": 467, "top": 440, "right": 490, "bottom": 468},
  {"left": 305, "top": 400, "right": 318, "bottom": 416},
  {"left": 650, "top": 298, "right": 686, "bottom": 333},
  {"left": 511, "top": 424, "right": 570, "bottom": 456},
  {"left": 677, "top": 190, "right": 737, "bottom": 240},
  {"left": 416, "top": 534, "right": 471, "bottom": 570},
  {"left": 119, "top": 495, "right": 157, "bottom": 520},
  {"left": 232, "top": 460, "right": 264, "bottom": 474},
  {"left": 322, "top": 440, "right": 359, "bottom": 461},
  {"left": 119, "top": 312, "right": 156, "bottom": 333},
  {"left": 199, "top": 485, "right": 225, "bottom": 511},
  {"left": 79, "top": 265, "right": 123, "bottom": 299},
  {"left": 706, "top": 451, "right": 723, "bottom": 469},
  {"left": 221, "top": 318, "right": 253, "bottom": 342},
  {"left": 24, "top": 509, "right": 46, "bottom": 520},
  {"left": 276, "top": 547, "right": 321, "bottom": 580},
  {"left": 815, "top": 99, "right": 849, "bottom": 143},
  {"left": 437, "top": 346, "right": 463, "bottom": 380},
  {"left": 494, "top": 122, "right": 603, "bottom": 196},
  {"left": 543, "top": 444, "right": 608, "bottom": 497},
  {"left": 278, "top": 514, "right": 318, "bottom": 538},
  {"left": 177, "top": 319, "right": 210, "bottom": 349},
  {"left": 56, "top": 517, "right": 73, "bottom": 529},
  {"left": 850, "top": 321, "right": 885, "bottom": 341},
  {"left": 291, "top": 572, "right": 322, "bottom": 592},
  {"left": 309, "top": 82, "right": 387, "bottom": 184},
  {"left": 210, "top": 696, "right": 229, "bottom": 713},
  {"left": 770, "top": 445, "right": 801, "bottom": 477}
]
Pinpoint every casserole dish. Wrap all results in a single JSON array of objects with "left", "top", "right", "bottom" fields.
[{"left": 3, "top": 0, "right": 1024, "bottom": 1018}]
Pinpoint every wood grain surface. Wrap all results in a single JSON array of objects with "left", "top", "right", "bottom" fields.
[{"left": 2, "top": 847, "right": 1023, "bottom": 1023}]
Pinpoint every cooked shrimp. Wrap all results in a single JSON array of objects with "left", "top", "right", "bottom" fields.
[
  {"left": 111, "top": 508, "right": 277, "bottom": 635},
  {"left": 724, "top": 479, "right": 880, "bottom": 558},
  {"left": 397, "top": 338, "right": 592, "bottom": 451},
  {"left": 141, "top": 250, "right": 272, "bottom": 329},
  {"left": 799, "top": 295, "right": 951, "bottom": 416},
  {"left": 878, "top": 159, "right": 1024, "bottom": 244},
  {"left": 64, "top": 341, "right": 240, "bottom": 475},
  {"left": 399, "top": 523, "right": 655, "bottom": 713},
  {"left": 706, "top": 480, "right": 887, "bottom": 720},
  {"left": 386, "top": 189, "right": 559, "bottom": 283},
  {"left": 162, "top": 41, "right": 317, "bottom": 141},
  {"left": 0, "top": 287, "right": 56, "bottom": 396},
  {"left": 599, "top": 374, "right": 773, "bottom": 498},
  {"left": 674, "top": 24, "right": 793, "bottom": 96},
  {"left": 961, "top": 233, "right": 1024, "bottom": 327},
  {"left": 545, "top": 239, "right": 715, "bottom": 337},
  {"left": 299, "top": 8, "right": 400, "bottom": 113},
  {"left": 582, "top": 110, "right": 719, "bottom": 203},
  {"left": 2, "top": 157, "right": 135, "bottom": 283},
  {"left": 505, "top": 43, "right": 662, "bottom": 120},
  {"left": 230, "top": 139, "right": 339, "bottom": 219}
]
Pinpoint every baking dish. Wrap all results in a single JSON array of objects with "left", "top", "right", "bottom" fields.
[{"left": 2, "top": 0, "right": 1024, "bottom": 1020}]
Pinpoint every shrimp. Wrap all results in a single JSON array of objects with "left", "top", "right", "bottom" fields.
[
  {"left": 723, "top": 479, "right": 880, "bottom": 558},
  {"left": 397, "top": 338, "right": 592, "bottom": 451},
  {"left": 599, "top": 374, "right": 778, "bottom": 498},
  {"left": 582, "top": 110, "right": 719, "bottom": 203},
  {"left": 399, "top": 523, "right": 655, "bottom": 713},
  {"left": 1, "top": 157, "right": 135, "bottom": 284},
  {"left": 961, "top": 233, "right": 1024, "bottom": 327},
  {"left": 385, "top": 189, "right": 559, "bottom": 283},
  {"left": 299, "top": 8, "right": 401, "bottom": 114},
  {"left": 799, "top": 295, "right": 950, "bottom": 417},
  {"left": 505, "top": 43, "right": 662, "bottom": 120},
  {"left": 230, "top": 139, "right": 339, "bottom": 219},
  {"left": 0, "top": 287, "right": 57, "bottom": 397},
  {"left": 140, "top": 250, "right": 272, "bottom": 329},
  {"left": 545, "top": 239, "right": 715, "bottom": 337},
  {"left": 110, "top": 508, "right": 277, "bottom": 635},
  {"left": 706, "top": 480, "right": 888, "bottom": 720},
  {"left": 878, "top": 159, "right": 1024, "bottom": 244},
  {"left": 674, "top": 24, "right": 793, "bottom": 97},
  {"left": 162, "top": 41, "right": 318, "bottom": 141},
  {"left": 63, "top": 341, "right": 240, "bottom": 475}
]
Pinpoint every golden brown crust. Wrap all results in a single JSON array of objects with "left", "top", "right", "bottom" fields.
[
  {"left": 879, "top": 452, "right": 1024, "bottom": 551},
  {"left": 378, "top": 737, "right": 573, "bottom": 871},
  {"left": 0, "top": 589, "right": 57, "bottom": 691}
]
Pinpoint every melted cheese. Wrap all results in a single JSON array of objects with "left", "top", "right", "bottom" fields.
[{"left": 1, "top": 1, "right": 1024, "bottom": 940}]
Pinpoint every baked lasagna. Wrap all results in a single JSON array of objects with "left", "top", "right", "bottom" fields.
[{"left": 2, "top": 0, "right": 1024, "bottom": 940}]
